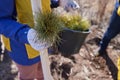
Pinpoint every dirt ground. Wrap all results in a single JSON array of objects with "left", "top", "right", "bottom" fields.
[{"left": 0, "top": 0, "right": 120, "bottom": 80}]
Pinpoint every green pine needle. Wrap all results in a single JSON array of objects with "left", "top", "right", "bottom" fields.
[{"left": 34, "top": 12, "right": 64, "bottom": 44}]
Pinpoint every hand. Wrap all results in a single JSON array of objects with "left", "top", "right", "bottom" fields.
[
  {"left": 59, "top": 0, "right": 80, "bottom": 11},
  {"left": 27, "top": 29, "right": 50, "bottom": 51},
  {"left": 27, "top": 29, "right": 54, "bottom": 80}
]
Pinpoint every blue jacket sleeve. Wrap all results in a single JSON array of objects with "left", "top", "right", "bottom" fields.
[{"left": 0, "top": 0, "right": 30, "bottom": 44}]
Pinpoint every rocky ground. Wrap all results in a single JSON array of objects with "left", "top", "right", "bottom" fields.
[{"left": 0, "top": 0, "right": 120, "bottom": 80}]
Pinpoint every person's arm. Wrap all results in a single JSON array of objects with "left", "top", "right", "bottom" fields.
[
  {"left": 0, "top": 19, "right": 30, "bottom": 44},
  {"left": 0, "top": 0, "right": 30, "bottom": 44},
  {"left": 0, "top": 0, "right": 50, "bottom": 51}
]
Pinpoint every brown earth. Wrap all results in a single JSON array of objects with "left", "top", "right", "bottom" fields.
[{"left": 0, "top": 0, "right": 120, "bottom": 80}]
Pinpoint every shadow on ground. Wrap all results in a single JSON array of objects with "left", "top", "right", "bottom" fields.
[{"left": 101, "top": 53, "right": 118, "bottom": 80}]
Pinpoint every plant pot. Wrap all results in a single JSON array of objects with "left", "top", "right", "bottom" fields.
[{"left": 57, "top": 28, "right": 90, "bottom": 57}]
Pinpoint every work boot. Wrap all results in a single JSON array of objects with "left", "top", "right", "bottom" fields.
[{"left": 94, "top": 48, "right": 107, "bottom": 57}]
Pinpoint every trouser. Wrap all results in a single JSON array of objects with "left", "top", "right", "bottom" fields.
[
  {"left": 100, "top": 8, "right": 120, "bottom": 50},
  {"left": 15, "top": 61, "right": 44, "bottom": 80}
]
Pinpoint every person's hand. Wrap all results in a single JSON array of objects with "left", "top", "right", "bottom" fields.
[
  {"left": 27, "top": 29, "right": 54, "bottom": 80},
  {"left": 59, "top": 0, "right": 80, "bottom": 11},
  {"left": 27, "top": 29, "right": 51, "bottom": 51}
]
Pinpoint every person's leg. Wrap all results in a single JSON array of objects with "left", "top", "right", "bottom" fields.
[
  {"left": 100, "top": 27, "right": 119, "bottom": 51},
  {"left": 36, "top": 62, "right": 44, "bottom": 80},
  {"left": 95, "top": 9, "right": 120, "bottom": 56},
  {"left": 15, "top": 61, "right": 44, "bottom": 80},
  {"left": 100, "top": 9, "right": 120, "bottom": 51}
]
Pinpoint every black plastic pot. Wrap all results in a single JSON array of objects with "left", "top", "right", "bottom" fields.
[{"left": 57, "top": 28, "right": 90, "bottom": 56}]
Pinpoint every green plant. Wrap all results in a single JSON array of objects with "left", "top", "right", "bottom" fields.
[
  {"left": 34, "top": 12, "right": 64, "bottom": 44},
  {"left": 60, "top": 14, "right": 90, "bottom": 31}
]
